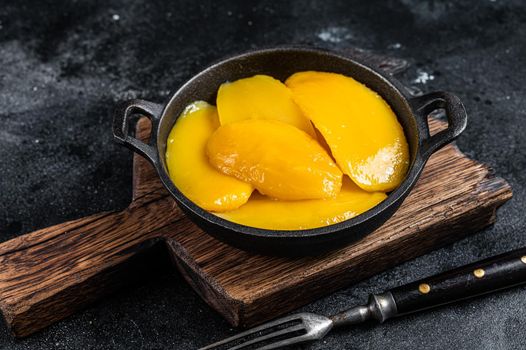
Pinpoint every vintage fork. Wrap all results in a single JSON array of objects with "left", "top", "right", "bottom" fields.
[{"left": 201, "top": 247, "right": 526, "bottom": 349}]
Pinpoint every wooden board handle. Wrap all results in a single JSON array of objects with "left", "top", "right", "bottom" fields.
[{"left": 0, "top": 188, "right": 182, "bottom": 337}]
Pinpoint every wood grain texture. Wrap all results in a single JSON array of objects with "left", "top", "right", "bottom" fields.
[{"left": 0, "top": 117, "right": 512, "bottom": 337}]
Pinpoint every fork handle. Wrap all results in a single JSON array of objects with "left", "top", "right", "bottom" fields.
[
  {"left": 388, "top": 247, "right": 526, "bottom": 316},
  {"left": 332, "top": 247, "right": 526, "bottom": 327}
]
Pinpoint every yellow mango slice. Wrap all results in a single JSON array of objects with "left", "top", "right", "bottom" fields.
[
  {"left": 165, "top": 101, "right": 253, "bottom": 212},
  {"left": 286, "top": 71, "right": 409, "bottom": 192},
  {"left": 216, "top": 177, "right": 387, "bottom": 230},
  {"left": 206, "top": 119, "right": 342, "bottom": 200},
  {"left": 217, "top": 75, "right": 317, "bottom": 138}
]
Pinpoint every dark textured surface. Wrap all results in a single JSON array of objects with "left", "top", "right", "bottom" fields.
[{"left": 0, "top": 0, "right": 524, "bottom": 349}]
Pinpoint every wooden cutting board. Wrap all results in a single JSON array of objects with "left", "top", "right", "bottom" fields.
[{"left": 0, "top": 57, "right": 512, "bottom": 337}]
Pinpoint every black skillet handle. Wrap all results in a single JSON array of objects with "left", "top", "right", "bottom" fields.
[
  {"left": 388, "top": 247, "right": 526, "bottom": 316},
  {"left": 113, "top": 99, "right": 163, "bottom": 166},
  {"left": 410, "top": 91, "right": 468, "bottom": 159}
]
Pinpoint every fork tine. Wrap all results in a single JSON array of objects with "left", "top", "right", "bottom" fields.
[
  {"left": 256, "top": 334, "right": 312, "bottom": 350},
  {"left": 228, "top": 324, "right": 304, "bottom": 350},
  {"left": 199, "top": 314, "right": 303, "bottom": 350}
]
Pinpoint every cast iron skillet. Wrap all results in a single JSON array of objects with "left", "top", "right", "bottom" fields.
[{"left": 113, "top": 47, "right": 467, "bottom": 256}]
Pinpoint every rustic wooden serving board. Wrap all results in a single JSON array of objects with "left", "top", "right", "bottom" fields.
[{"left": 0, "top": 117, "right": 512, "bottom": 337}]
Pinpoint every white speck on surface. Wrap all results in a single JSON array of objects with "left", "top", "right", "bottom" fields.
[
  {"left": 413, "top": 70, "right": 435, "bottom": 84},
  {"left": 34, "top": 139, "right": 40, "bottom": 144},
  {"left": 388, "top": 42, "right": 402, "bottom": 49},
  {"left": 112, "top": 14, "right": 120, "bottom": 21},
  {"left": 317, "top": 26, "right": 352, "bottom": 43},
  {"left": 247, "top": 20, "right": 253, "bottom": 26},
  {"left": 227, "top": 10, "right": 232, "bottom": 16},
  {"left": 32, "top": 86, "right": 38, "bottom": 91}
]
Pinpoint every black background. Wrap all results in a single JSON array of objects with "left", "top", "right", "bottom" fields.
[{"left": 1, "top": 0, "right": 525, "bottom": 349}]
